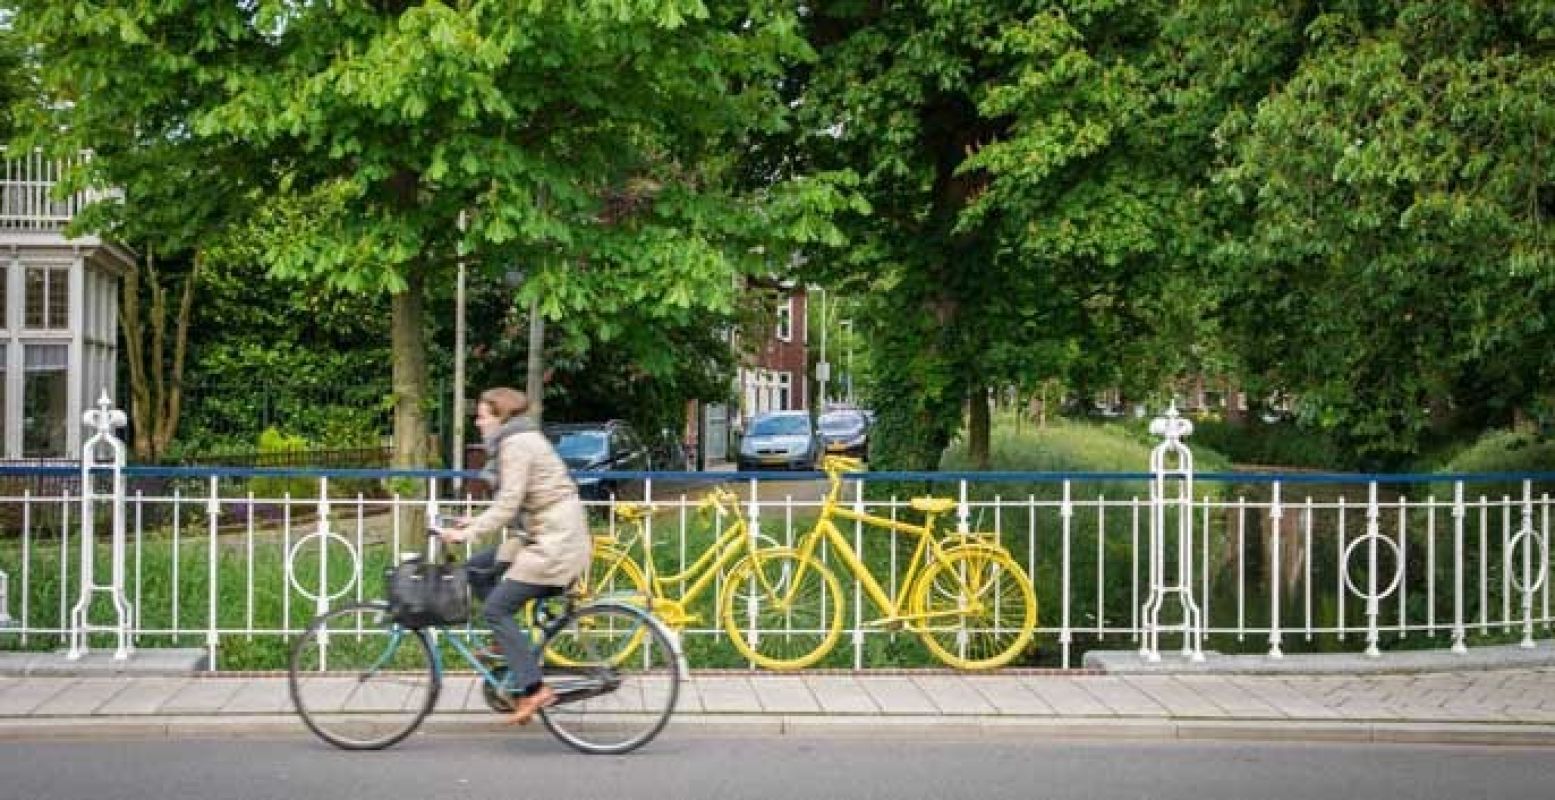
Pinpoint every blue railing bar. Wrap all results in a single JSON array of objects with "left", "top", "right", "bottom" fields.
[{"left": 2, "top": 464, "right": 1554, "bottom": 485}]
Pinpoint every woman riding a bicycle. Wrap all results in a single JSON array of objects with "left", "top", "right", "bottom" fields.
[{"left": 438, "top": 386, "right": 592, "bottom": 725}]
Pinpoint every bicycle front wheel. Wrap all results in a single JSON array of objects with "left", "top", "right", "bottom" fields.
[
  {"left": 910, "top": 546, "right": 1037, "bottom": 670},
  {"left": 288, "top": 602, "right": 439, "bottom": 750},
  {"left": 720, "top": 548, "right": 844, "bottom": 670},
  {"left": 540, "top": 602, "right": 682, "bottom": 755}
]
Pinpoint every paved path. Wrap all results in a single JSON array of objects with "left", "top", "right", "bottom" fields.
[{"left": 4, "top": 666, "right": 1555, "bottom": 745}]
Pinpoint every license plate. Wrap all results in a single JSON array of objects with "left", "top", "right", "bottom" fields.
[
  {"left": 759, "top": 455, "right": 788, "bottom": 465},
  {"left": 826, "top": 442, "right": 850, "bottom": 452}
]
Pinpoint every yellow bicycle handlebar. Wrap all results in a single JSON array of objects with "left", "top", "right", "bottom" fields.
[
  {"left": 821, "top": 455, "right": 864, "bottom": 474},
  {"left": 696, "top": 486, "right": 741, "bottom": 512}
]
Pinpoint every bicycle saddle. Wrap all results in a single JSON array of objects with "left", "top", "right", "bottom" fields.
[{"left": 909, "top": 497, "right": 956, "bottom": 514}]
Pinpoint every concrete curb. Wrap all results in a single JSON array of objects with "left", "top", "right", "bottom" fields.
[
  {"left": 1085, "top": 642, "right": 1555, "bottom": 675},
  {"left": 4, "top": 713, "right": 1554, "bottom": 747}
]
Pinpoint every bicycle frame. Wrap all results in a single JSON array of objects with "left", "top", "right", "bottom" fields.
[
  {"left": 784, "top": 466, "right": 969, "bottom": 626},
  {"left": 592, "top": 498, "right": 759, "bottom": 622}
]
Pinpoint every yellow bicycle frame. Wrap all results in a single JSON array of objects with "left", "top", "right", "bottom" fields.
[
  {"left": 592, "top": 489, "right": 759, "bottom": 624},
  {"left": 784, "top": 460, "right": 984, "bottom": 627}
]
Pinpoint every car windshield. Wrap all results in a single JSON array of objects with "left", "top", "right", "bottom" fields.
[
  {"left": 547, "top": 431, "right": 609, "bottom": 461},
  {"left": 818, "top": 412, "right": 864, "bottom": 433},
  {"left": 749, "top": 415, "right": 810, "bottom": 437}
]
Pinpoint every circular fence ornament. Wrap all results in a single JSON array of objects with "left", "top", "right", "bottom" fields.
[
  {"left": 1340, "top": 532, "right": 1406, "bottom": 603},
  {"left": 1505, "top": 525, "right": 1549, "bottom": 596},
  {"left": 286, "top": 531, "right": 360, "bottom": 606}
]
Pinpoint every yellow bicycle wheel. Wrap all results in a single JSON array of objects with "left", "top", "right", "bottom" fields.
[
  {"left": 909, "top": 545, "right": 1036, "bottom": 670},
  {"left": 720, "top": 548, "right": 844, "bottom": 671},
  {"left": 544, "top": 545, "right": 649, "bottom": 667}
]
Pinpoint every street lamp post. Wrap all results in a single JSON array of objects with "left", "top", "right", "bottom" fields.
[
  {"left": 452, "top": 212, "right": 468, "bottom": 491},
  {"left": 814, "top": 286, "right": 829, "bottom": 412},
  {"left": 840, "top": 318, "right": 854, "bottom": 406}
]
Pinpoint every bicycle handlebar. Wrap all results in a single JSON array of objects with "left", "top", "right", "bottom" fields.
[{"left": 821, "top": 455, "right": 864, "bottom": 474}]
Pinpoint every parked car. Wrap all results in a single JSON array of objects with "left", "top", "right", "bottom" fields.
[
  {"left": 737, "top": 410, "right": 820, "bottom": 471},
  {"left": 543, "top": 420, "right": 651, "bottom": 500},
  {"left": 817, "top": 409, "right": 870, "bottom": 460}
]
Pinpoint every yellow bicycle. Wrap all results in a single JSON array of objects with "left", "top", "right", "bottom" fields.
[
  {"left": 553, "top": 485, "right": 795, "bottom": 664},
  {"left": 721, "top": 455, "right": 1038, "bottom": 670}
]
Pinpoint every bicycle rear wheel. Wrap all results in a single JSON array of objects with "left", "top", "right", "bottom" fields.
[
  {"left": 545, "top": 545, "right": 649, "bottom": 668},
  {"left": 288, "top": 602, "right": 439, "bottom": 750},
  {"left": 910, "top": 546, "right": 1037, "bottom": 670},
  {"left": 539, "top": 601, "right": 681, "bottom": 755},
  {"left": 720, "top": 547, "right": 844, "bottom": 670}
]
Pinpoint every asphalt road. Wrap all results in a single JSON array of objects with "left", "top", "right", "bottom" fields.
[{"left": 2, "top": 732, "right": 1551, "bottom": 800}]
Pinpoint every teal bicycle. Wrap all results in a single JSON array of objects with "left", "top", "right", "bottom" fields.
[{"left": 287, "top": 553, "right": 683, "bottom": 755}]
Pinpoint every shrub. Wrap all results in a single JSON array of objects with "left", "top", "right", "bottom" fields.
[
  {"left": 1191, "top": 418, "right": 1344, "bottom": 469},
  {"left": 252, "top": 427, "right": 315, "bottom": 499}
]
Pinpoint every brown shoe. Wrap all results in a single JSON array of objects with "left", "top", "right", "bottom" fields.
[{"left": 506, "top": 684, "right": 556, "bottom": 726}]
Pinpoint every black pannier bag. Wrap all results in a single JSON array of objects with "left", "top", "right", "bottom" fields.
[{"left": 385, "top": 556, "right": 470, "bottom": 628}]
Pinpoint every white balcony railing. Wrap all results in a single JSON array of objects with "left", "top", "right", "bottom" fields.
[{"left": 0, "top": 149, "right": 113, "bottom": 232}]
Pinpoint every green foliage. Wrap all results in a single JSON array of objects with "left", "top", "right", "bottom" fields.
[
  {"left": 1209, "top": 1, "right": 1555, "bottom": 464},
  {"left": 251, "top": 428, "right": 314, "bottom": 500},
  {"left": 1190, "top": 419, "right": 1345, "bottom": 470},
  {"left": 12, "top": 0, "right": 857, "bottom": 465},
  {"left": 1437, "top": 430, "right": 1555, "bottom": 494}
]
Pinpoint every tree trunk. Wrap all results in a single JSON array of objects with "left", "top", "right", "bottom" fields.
[
  {"left": 968, "top": 385, "right": 991, "bottom": 469},
  {"left": 119, "top": 245, "right": 199, "bottom": 462},
  {"left": 1224, "top": 377, "right": 1247, "bottom": 426},
  {"left": 391, "top": 269, "right": 429, "bottom": 471}
]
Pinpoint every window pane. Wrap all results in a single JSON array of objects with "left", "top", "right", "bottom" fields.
[
  {"left": 23, "top": 344, "right": 69, "bottom": 457},
  {"left": 48, "top": 268, "right": 68, "bottom": 329},
  {"left": 24, "top": 268, "right": 45, "bottom": 328}
]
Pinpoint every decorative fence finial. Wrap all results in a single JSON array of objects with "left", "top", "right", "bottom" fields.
[
  {"left": 1140, "top": 399, "right": 1204, "bottom": 663},
  {"left": 66, "top": 392, "right": 133, "bottom": 661}
]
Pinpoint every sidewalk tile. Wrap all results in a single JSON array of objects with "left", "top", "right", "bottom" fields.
[
  {"left": 857, "top": 676, "right": 936, "bottom": 714},
  {"left": 909, "top": 675, "right": 995, "bottom": 715},
  {"left": 160, "top": 679, "right": 244, "bottom": 714},
  {"left": 0, "top": 679, "right": 75, "bottom": 715},
  {"left": 1173, "top": 675, "right": 1284, "bottom": 718},
  {"left": 751, "top": 676, "right": 820, "bottom": 713},
  {"left": 31, "top": 679, "right": 127, "bottom": 716},
  {"left": 1018, "top": 677, "right": 1113, "bottom": 716},
  {"left": 1074, "top": 676, "right": 1169, "bottom": 717},
  {"left": 438, "top": 676, "right": 479, "bottom": 713},
  {"left": 1123, "top": 676, "right": 1229, "bottom": 718},
  {"left": 692, "top": 675, "right": 761, "bottom": 713},
  {"left": 963, "top": 677, "right": 1055, "bottom": 716},
  {"left": 95, "top": 679, "right": 190, "bottom": 715},
  {"left": 803, "top": 675, "right": 880, "bottom": 714},
  {"left": 220, "top": 680, "right": 292, "bottom": 713},
  {"left": 1228, "top": 677, "right": 1342, "bottom": 720}
]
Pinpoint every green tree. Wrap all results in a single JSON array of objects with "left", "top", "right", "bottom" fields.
[
  {"left": 13, "top": 1, "right": 854, "bottom": 467},
  {"left": 786, "top": 3, "right": 1217, "bottom": 468},
  {"left": 1211, "top": 1, "right": 1555, "bottom": 463}
]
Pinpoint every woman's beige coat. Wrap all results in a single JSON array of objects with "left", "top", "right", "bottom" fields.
[{"left": 463, "top": 430, "right": 591, "bottom": 586}]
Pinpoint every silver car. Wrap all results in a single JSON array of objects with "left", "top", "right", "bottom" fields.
[{"left": 737, "top": 410, "right": 819, "bottom": 471}]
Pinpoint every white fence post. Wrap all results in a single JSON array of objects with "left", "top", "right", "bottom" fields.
[
  {"left": 66, "top": 391, "right": 133, "bottom": 661},
  {"left": 0, "top": 566, "right": 11, "bottom": 626},
  {"left": 1510, "top": 480, "right": 1548, "bottom": 649},
  {"left": 1139, "top": 402, "right": 1204, "bottom": 663}
]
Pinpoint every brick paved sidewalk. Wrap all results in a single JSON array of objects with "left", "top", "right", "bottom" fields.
[{"left": 3, "top": 666, "right": 1554, "bottom": 745}]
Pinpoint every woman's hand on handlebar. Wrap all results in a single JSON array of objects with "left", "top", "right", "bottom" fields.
[{"left": 431, "top": 515, "right": 474, "bottom": 544}]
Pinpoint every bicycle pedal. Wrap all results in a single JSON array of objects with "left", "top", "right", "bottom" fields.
[{"left": 862, "top": 617, "right": 906, "bottom": 630}]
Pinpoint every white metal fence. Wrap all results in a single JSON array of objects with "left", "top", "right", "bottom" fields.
[{"left": 0, "top": 407, "right": 1550, "bottom": 671}]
